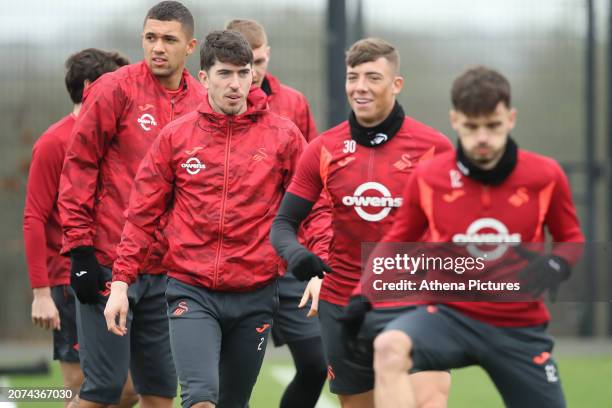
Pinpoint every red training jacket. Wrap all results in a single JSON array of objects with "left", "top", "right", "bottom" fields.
[
  {"left": 263, "top": 73, "right": 331, "bottom": 264},
  {"left": 265, "top": 73, "right": 318, "bottom": 142},
  {"left": 376, "top": 149, "right": 584, "bottom": 326},
  {"left": 58, "top": 61, "right": 204, "bottom": 271},
  {"left": 113, "top": 88, "right": 313, "bottom": 291},
  {"left": 23, "top": 114, "right": 75, "bottom": 288},
  {"left": 288, "top": 117, "right": 452, "bottom": 306}
]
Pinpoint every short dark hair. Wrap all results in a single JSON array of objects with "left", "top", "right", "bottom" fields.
[
  {"left": 451, "top": 66, "right": 511, "bottom": 116},
  {"left": 346, "top": 38, "right": 400, "bottom": 73},
  {"left": 64, "top": 48, "right": 129, "bottom": 104},
  {"left": 200, "top": 30, "right": 253, "bottom": 71},
  {"left": 144, "top": 1, "right": 194, "bottom": 39}
]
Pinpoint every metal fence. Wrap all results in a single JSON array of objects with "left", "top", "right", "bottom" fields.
[{"left": 0, "top": 0, "right": 609, "bottom": 340}]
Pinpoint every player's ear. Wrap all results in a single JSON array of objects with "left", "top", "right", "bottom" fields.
[
  {"left": 266, "top": 45, "right": 271, "bottom": 60},
  {"left": 508, "top": 107, "right": 517, "bottom": 130},
  {"left": 198, "top": 70, "right": 209, "bottom": 89},
  {"left": 392, "top": 75, "right": 404, "bottom": 95},
  {"left": 186, "top": 38, "right": 197, "bottom": 56},
  {"left": 449, "top": 109, "right": 459, "bottom": 130}
]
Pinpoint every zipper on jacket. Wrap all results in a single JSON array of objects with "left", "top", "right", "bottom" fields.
[
  {"left": 170, "top": 99, "right": 175, "bottom": 121},
  {"left": 213, "top": 120, "right": 232, "bottom": 288}
]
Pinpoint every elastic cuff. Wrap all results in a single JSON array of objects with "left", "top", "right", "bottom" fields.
[
  {"left": 61, "top": 238, "right": 94, "bottom": 255},
  {"left": 551, "top": 255, "right": 571, "bottom": 280},
  {"left": 70, "top": 246, "right": 95, "bottom": 257},
  {"left": 112, "top": 273, "right": 135, "bottom": 286}
]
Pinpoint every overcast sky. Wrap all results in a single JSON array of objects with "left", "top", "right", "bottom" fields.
[{"left": 1, "top": 0, "right": 608, "bottom": 44}]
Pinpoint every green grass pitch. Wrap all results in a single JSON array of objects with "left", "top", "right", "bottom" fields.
[{"left": 6, "top": 355, "right": 612, "bottom": 407}]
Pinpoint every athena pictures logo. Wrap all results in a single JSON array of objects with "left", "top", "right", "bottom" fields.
[
  {"left": 342, "top": 182, "right": 402, "bottom": 222},
  {"left": 181, "top": 157, "right": 206, "bottom": 175},
  {"left": 452, "top": 218, "right": 521, "bottom": 260},
  {"left": 137, "top": 113, "right": 157, "bottom": 131}
]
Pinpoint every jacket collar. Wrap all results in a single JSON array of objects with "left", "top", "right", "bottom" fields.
[
  {"left": 349, "top": 101, "right": 405, "bottom": 147},
  {"left": 455, "top": 137, "right": 519, "bottom": 185},
  {"left": 197, "top": 86, "right": 268, "bottom": 124},
  {"left": 261, "top": 73, "right": 281, "bottom": 98},
  {"left": 140, "top": 60, "right": 193, "bottom": 99}
]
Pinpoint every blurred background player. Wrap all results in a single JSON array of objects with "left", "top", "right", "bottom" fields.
[
  {"left": 225, "top": 18, "right": 328, "bottom": 408},
  {"left": 105, "top": 30, "right": 328, "bottom": 408},
  {"left": 225, "top": 19, "right": 318, "bottom": 142},
  {"left": 22, "top": 47, "right": 134, "bottom": 408},
  {"left": 57, "top": 2, "right": 203, "bottom": 407},
  {"left": 271, "top": 38, "right": 452, "bottom": 408},
  {"left": 370, "top": 66, "right": 584, "bottom": 408}
]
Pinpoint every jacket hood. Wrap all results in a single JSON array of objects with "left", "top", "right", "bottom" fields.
[
  {"left": 263, "top": 73, "right": 282, "bottom": 96},
  {"left": 139, "top": 60, "right": 197, "bottom": 96}
]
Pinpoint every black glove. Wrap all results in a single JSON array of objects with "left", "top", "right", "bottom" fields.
[
  {"left": 286, "top": 247, "right": 332, "bottom": 281},
  {"left": 339, "top": 295, "right": 372, "bottom": 359},
  {"left": 70, "top": 246, "right": 104, "bottom": 304},
  {"left": 516, "top": 248, "right": 570, "bottom": 302}
]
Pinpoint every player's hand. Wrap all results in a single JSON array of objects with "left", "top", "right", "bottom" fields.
[
  {"left": 339, "top": 295, "right": 372, "bottom": 354},
  {"left": 287, "top": 247, "right": 332, "bottom": 281},
  {"left": 70, "top": 246, "right": 104, "bottom": 304},
  {"left": 104, "top": 281, "right": 129, "bottom": 336},
  {"left": 298, "top": 277, "right": 322, "bottom": 317},
  {"left": 31, "top": 287, "right": 60, "bottom": 331},
  {"left": 516, "top": 247, "right": 570, "bottom": 301}
]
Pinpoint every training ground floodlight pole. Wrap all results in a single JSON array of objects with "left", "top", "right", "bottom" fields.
[
  {"left": 607, "top": 0, "right": 612, "bottom": 337},
  {"left": 580, "top": 0, "right": 596, "bottom": 337},
  {"left": 326, "top": 0, "right": 348, "bottom": 128}
]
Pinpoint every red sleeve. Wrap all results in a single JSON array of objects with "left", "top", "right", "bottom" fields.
[
  {"left": 286, "top": 137, "right": 324, "bottom": 202},
  {"left": 382, "top": 129, "right": 450, "bottom": 241},
  {"left": 58, "top": 78, "right": 126, "bottom": 253},
  {"left": 281, "top": 124, "right": 307, "bottom": 190},
  {"left": 546, "top": 161, "right": 585, "bottom": 263},
  {"left": 281, "top": 124, "right": 331, "bottom": 260},
  {"left": 382, "top": 133, "right": 450, "bottom": 242},
  {"left": 382, "top": 171, "right": 429, "bottom": 243},
  {"left": 23, "top": 131, "right": 66, "bottom": 288},
  {"left": 437, "top": 136, "right": 454, "bottom": 155},
  {"left": 296, "top": 94, "right": 318, "bottom": 142},
  {"left": 113, "top": 130, "right": 175, "bottom": 284}
]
